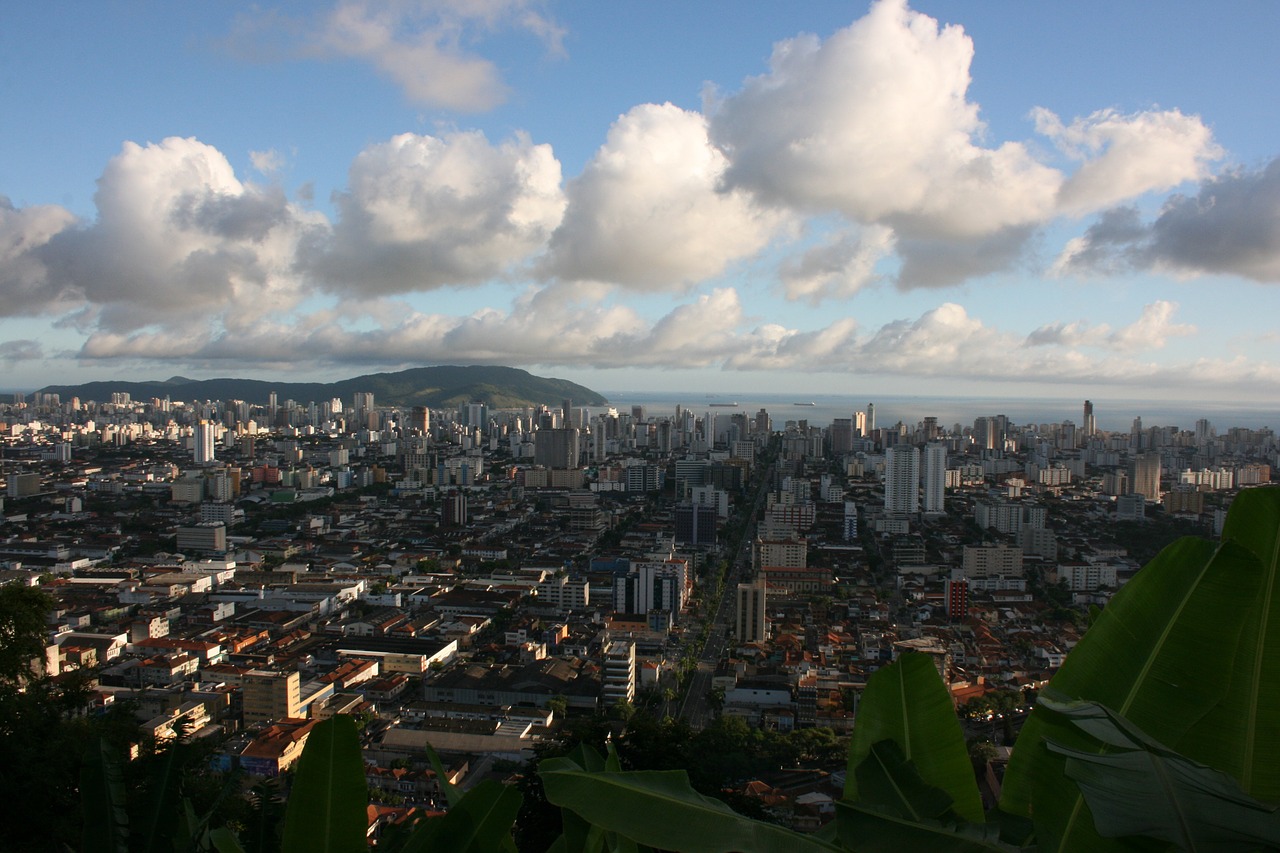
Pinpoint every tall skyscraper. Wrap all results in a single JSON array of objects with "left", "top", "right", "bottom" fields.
[
  {"left": 922, "top": 442, "right": 947, "bottom": 513},
  {"left": 735, "top": 578, "right": 768, "bottom": 643},
  {"left": 410, "top": 406, "right": 430, "bottom": 435},
  {"left": 1082, "top": 400, "right": 1096, "bottom": 437},
  {"left": 829, "top": 418, "right": 854, "bottom": 454},
  {"left": 193, "top": 420, "right": 216, "bottom": 466},
  {"left": 1131, "top": 452, "right": 1162, "bottom": 502},
  {"left": 353, "top": 392, "right": 374, "bottom": 425},
  {"left": 884, "top": 445, "right": 920, "bottom": 514},
  {"left": 866, "top": 403, "right": 876, "bottom": 438},
  {"left": 534, "top": 427, "right": 580, "bottom": 469},
  {"left": 973, "top": 416, "right": 995, "bottom": 451}
]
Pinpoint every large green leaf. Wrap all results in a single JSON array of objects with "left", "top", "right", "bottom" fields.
[
  {"left": 1000, "top": 535, "right": 1264, "bottom": 853},
  {"left": 424, "top": 742, "right": 462, "bottom": 809},
  {"left": 281, "top": 717, "right": 368, "bottom": 853},
  {"left": 137, "top": 744, "right": 182, "bottom": 853},
  {"left": 835, "top": 802, "right": 1023, "bottom": 853},
  {"left": 855, "top": 740, "right": 955, "bottom": 823},
  {"left": 845, "top": 652, "right": 984, "bottom": 823},
  {"left": 80, "top": 739, "right": 129, "bottom": 853},
  {"left": 1043, "top": 698, "right": 1280, "bottom": 851},
  {"left": 210, "top": 826, "right": 249, "bottom": 853},
  {"left": 541, "top": 760, "right": 842, "bottom": 853},
  {"left": 1184, "top": 486, "right": 1280, "bottom": 801},
  {"left": 838, "top": 741, "right": 1024, "bottom": 853},
  {"left": 399, "top": 780, "right": 521, "bottom": 853}
]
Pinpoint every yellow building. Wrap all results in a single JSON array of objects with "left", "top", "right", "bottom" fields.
[{"left": 242, "top": 670, "right": 301, "bottom": 725}]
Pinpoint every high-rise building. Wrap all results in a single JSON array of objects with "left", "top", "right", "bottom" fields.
[
  {"left": 443, "top": 490, "right": 468, "bottom": 527},
  {"left": 884, "top": 445, "right": 920, "bottom": 514},
  {"left": 945, "top": 573, "right": 969, "bottom": 620},
  {"left": 242, "top": 670, "right": 302, "bottom": 724},
  {"left": 735, "top": 578, "right": 768, "bottom": 643},
  {"left": 194, "top": 420, "right": 216, "bottom": 466},
  {"left": 973, "top": 417, "right": 996, "bottom": 451},
  {"left": 866, "top": 403, "right": 876, "bottom": 439},
  {"left": 829, "top": 418, "right": 854, "bottom": 454},
  {"left": 602, "top": 640, "right": 636, "bottom": 705},
  {"left": 612, "top": 561, "right": 684, "bottom": 615},
  {"left": 675, "top": 503, "right": 717, "bottom": 546},
  {"left": 1131, "top": 452, "right": 1162, "bottom": 502},
  {"left": 410, "top": 406, "right": 430, "bottom": 435},
  {"left": 353, "top": 391, "right": 374, "bottom": 417},
  {"left": 755, "top": 408, "right": 772, "bottom": 435},
  {"left": 534, "top": 428, "right": 580, "bottom": 469},
  {"left": 1082, "top": 400, "right": 1096, "bottom": 437},
  {"left": 1195, "top": 418, "right": 1214, "bottom": 445},
  {"left": 922, "top": 442, "right": 947, "bottom": 513}
]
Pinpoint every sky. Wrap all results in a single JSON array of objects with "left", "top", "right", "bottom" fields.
[{"left": 3, "top": 1, "right": 1280, "bottom": 403}]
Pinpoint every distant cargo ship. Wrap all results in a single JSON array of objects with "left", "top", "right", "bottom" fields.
[
  {"left": 794, "top": 401, "right": 816, "bottom": 406},
  {"left": 707, "top": 402, "right": 739, "bottom": 407}
]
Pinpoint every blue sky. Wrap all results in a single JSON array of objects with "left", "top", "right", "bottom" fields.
[{"left": 2, "top": 1, "right": 1279, "bottom": 402}]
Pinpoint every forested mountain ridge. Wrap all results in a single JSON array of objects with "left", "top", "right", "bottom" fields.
[{"left": 37, "top": 365, "right": 608, "bottom": 408}]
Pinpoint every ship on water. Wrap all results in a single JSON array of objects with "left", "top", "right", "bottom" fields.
[
  {"left": 708, "top": 402, "right": 739, "bottom": 407},
  {"left": 794, "top": 401, "right": 816, "bottom": 406}
]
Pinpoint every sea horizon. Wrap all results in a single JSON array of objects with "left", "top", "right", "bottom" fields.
[{"left": 590, "top": 391, "right": 1280, "bottom": 434}]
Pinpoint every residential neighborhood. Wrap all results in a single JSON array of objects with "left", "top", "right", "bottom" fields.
[{"left": 2, "top": 390, "right": 1275, "bottom": 836}]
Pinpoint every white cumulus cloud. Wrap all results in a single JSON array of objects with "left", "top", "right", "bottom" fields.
[
  {"left": 307, "top": 130, "right": 565, "bottom": 294},
  {"left": 709, "top": 0, "right": 1061, "bottom": 240},
  {"left": 544, "top": 103, "right": 786, "bottom": 290},
  {"left": 779, "top": 226, "right": 894, "bottom": 302},
  {"left": 40, "top": 137, "right": 324, "bottom": 333},
  {"left": 1036, "top": 107, "right": 1222, "bottom": 215}
]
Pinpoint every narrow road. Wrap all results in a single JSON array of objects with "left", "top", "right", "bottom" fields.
[{"left": 677, "top": 447, "right": 776, "bottom": 728}]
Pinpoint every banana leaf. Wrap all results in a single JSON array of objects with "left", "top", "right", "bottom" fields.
[
  {"left": 424, "top": 742, "right": 462, "bottom": 809},
  {"left": 398, "top": 779, "right": 521, "bottom": 853},
  {"left": 835, "top": 802, "right": 1023, "bottom": 853},
  {"left": 836, "top": 741, "right": 1023, "bottom": 853},
  {"left": 136, "top": 742, "right": 181, "bottom": 853},
  {"left": 281, "top": 716, "right": 368, "bottom": 853},
  {"left": 81, "top": 739, "right": 129, "bottom": 853},
  {"left": 845, "top": 652, "right": 983, "bottom": 823},
  {"left": 1183, "top": 486, "right": 1280, "bottom": 802},
  {"left": 541, "top": 759, "right": 843, "bottom": 853},
  {"left": 1000, "top": 534, "right": 1264, "bottom": 853},
  {"left": 855, "top": 740, "right": 955, "bottom": 823},
  {"left": 1043, "top": 698, "right": 1280, "bottom": 851}
]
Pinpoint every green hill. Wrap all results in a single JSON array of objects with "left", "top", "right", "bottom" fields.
[{"left": 37, "top": 365, "right": 608, "bottom": 408}]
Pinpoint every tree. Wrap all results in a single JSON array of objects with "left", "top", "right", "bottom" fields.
[
  {"left": 0, "top": 584, "right": 53, "bottom": 686},
  {"left": 0, "top": 584, "right": 131, "bottom": 852}
]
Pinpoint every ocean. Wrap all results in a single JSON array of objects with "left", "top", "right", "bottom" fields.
[{"left": 587, "top": 392, "right": 1280, "bottom": 433}]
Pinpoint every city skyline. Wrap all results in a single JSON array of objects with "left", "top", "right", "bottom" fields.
[{"left": 3, "top": 2, "right": 1279, "bottom": 402}]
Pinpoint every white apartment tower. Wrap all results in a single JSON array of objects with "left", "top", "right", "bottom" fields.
[
  {"left": 602, "top": 640, "right": 636, "bottom": 705},
  {"left": 193, "top": 420, "right": 216, "bottom": 466},
  {"left": 922, "top": 442, "right": 947, "bottom": 513},
  {"left": 884, "top": 445, "right": 920, "bottom": 514}
]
